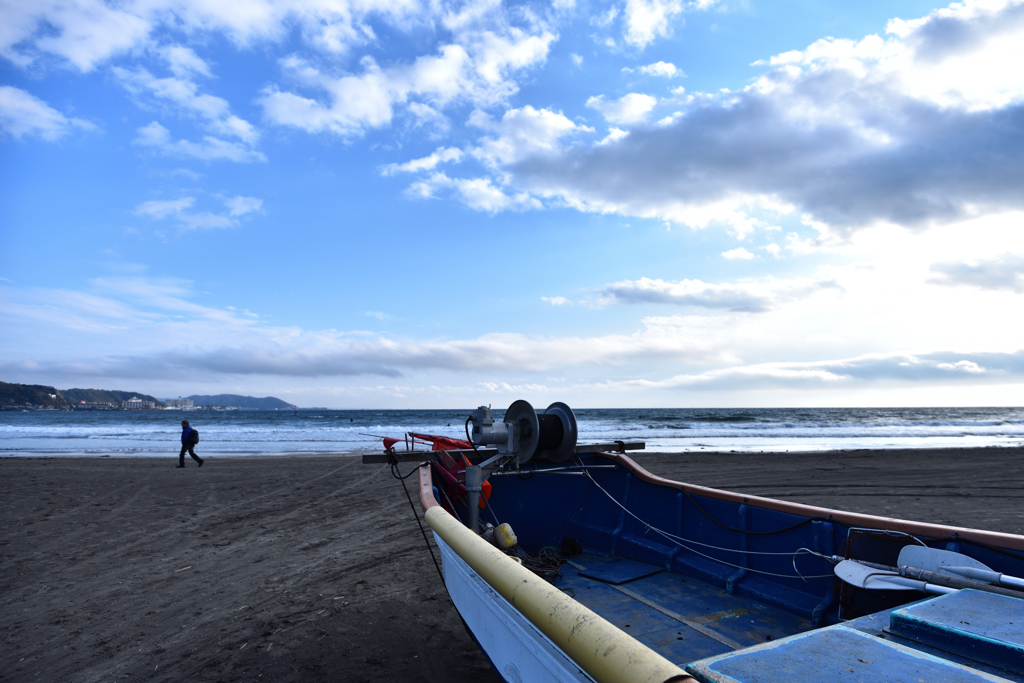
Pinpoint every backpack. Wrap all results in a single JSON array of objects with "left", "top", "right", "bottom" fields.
[{"left": 189, "top": 428, "right": 200, "bottom": 445}]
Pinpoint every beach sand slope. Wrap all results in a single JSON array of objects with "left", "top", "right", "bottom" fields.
[{"left": 1, "top": 455, "right": 498, "bottom": 683}]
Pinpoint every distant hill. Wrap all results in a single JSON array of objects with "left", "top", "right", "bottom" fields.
[
  {"left": 187, "top": 394, "right": 296, "bottom": 410},
  {"left": 0, "top": 381, "right": 69, "bottom": 409},
  {"left": 63, "top": 388, "right": 164, "bottom": 407}
]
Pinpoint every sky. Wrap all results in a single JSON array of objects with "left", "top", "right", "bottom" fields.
[{"left": 1, "top": 0, "right": 1023, "bottom": 409}]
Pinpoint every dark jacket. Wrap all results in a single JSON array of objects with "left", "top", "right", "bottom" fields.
[{"left": 181, "top": 427, "right": 192, "bottom": 445}]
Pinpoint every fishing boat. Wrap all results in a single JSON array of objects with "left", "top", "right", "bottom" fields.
[{"left": 365, "top": 401, "right": 1024, "bottom": 683}]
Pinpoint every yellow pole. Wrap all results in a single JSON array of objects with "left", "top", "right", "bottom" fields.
[{"left": 425, "top": 506, "right": 690, "bottom": 683}]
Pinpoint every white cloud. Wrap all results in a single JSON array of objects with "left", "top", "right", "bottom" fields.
[
  {"left": 928, "top": 254, "right": 1024, "bottom": 293},
  {"left": 394, "top": 106, "right": 591, "bottom": 211},
  {"left": 593, "top": 6, "right": 620, "bottom": 28},
  {"left": 628, "top": 61, "right": 683, "bottom": 77},
  {"left": 722, "top": 247, "right": 755, "bottom": 260},
  {"left": 160, "top": 45, "right": 213, "bottom": 79},
  {"left": 260, "top": 50, "right": 454, "bottom": 136},
  {"left": 114, "top": 66, "right": 255, "bottom": 137},
  {"left": 381, "top": 147, "right": 464, "bottom": 175},
  {"left": 623, "top": 0, "right": 684, "bottom": 48},
  {"left": 0, "top": 280, "right": 739, "bottom": 379},
  {"left": 135, "top": 197, "right": 196, "bottom": 220},
  {"left": 597, "top": 127, "right": 629, "bottom": 145},
  {"left": 406, "top": 101, "right": 452, "bottom": 135},
  {"left": 260, "top": 23, "right": 556, "bottom": 138},
  {"left": 773, "top": 0, "right": 1024, "bottom": 113},
  {"left": 585, "top": 93, "right": 658, "bottom": 125},
  {"left": 504, "top": 1, "right": 1024, "bottom": 235},
  {"left": 225, "top": 196, "right": 264, "bottom": 217},
  {"left": 935, "top": 360, "right": 985, "bottom": 373},
  {"left": 541, "top": 296, "right": 571, "bottom": 305},
  {"left": 601, "top": 350, "right": 1023, "bottom": 392},
  {"left": 113, "top": 49, "right": 263, "bottom": 157},
  {"left": 1, "top": 0, "right": 424, "bottom": 72},
  {"left": 1, "top": 0, "right": 150, "bottom": 71},
  {"left": 410, "top": 173, "right": 542, "bottom": 212},
  {"left": 176, "top": 213, "right": 237, "bottom": 230},
  {"left": 449, "top": 176, "right": 525, "bottom": 211},
  {"left": 134, "top": 121, "right": 266, "bottom": 163},
  {"left": 471, "top": 105, "right": 592, "bottom": 165},
  {"left": 5, "top": 274, "right": 1022, "bottom": 399},
  {"left": 133, "top": 195, "right": 263, "bottom": 230},
  {"left": 0, "top": 86, "right": 94, "bottom": 140},
  {"left": 595, "top": 275, "right": 841, "bottom": 312}
]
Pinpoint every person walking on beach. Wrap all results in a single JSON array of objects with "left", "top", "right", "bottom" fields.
[{"left": 178, "top": 420, "right": 204, "bottom": 468}]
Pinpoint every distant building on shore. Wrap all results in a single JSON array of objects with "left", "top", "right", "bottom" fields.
[
  {"left": 122, "top": 397, "right": 156, "bottom": 410},
  {"left": 164, "top": 397, "right": 194, "bottom": 410},
  {"left": 76, "top": 401, "right": 117, "bottom": 411}
]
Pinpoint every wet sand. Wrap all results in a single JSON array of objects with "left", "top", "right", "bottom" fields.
[{"left": 2, "top": 447, "right": 1022, "bottom": 682}]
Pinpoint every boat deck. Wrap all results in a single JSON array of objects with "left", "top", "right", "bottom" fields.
[
  {"left": 554, "top": 554, "right": 1024, "bottom": 682},
  {"left": 553, "top": 553, "right": 814, "bottom": 664}
]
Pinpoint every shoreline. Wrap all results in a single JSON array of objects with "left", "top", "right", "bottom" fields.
[
  {"left": 0, "top": 450, "right": 367, "bottom": 458},
  {"left": 4, "top": 441, "right": 1024, "bottom": 459},
  {"left": 3, "top": 447, "right": 1022, "bottom": 682}
]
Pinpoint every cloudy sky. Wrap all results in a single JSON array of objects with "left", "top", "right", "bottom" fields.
[{"left": 1, "top": 0, "right": 1022, "bottom": 408}]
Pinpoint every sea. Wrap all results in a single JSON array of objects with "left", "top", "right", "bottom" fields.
[{"left": 2, "top": 406, "right": 1023, "bottom": 457}]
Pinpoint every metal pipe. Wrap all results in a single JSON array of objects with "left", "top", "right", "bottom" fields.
[
  {"left": 489, "top": 471, "right": 586, "bottom": 477},
  {"left": 947, "top": 566, "right": 1024, "bottom": 591},
  {"left": 1002, "top": 575, "right": 1024, "bottom": 590},
  {"left": 465, "top": 464, "right": 482, "bottom": 534},
  {"left": 899, "top": 566, "right": 1024, "bottom": 597},
  {"left": 424, "top": 505, "right": 689, "bottom": 683},
  {"left": 489, "top": 465, "right": 616, "bottom": 477}
]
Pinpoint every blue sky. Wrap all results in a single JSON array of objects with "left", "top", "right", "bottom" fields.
[{"left": 1, "top": 0, "right": 1023, "bottom": 408}]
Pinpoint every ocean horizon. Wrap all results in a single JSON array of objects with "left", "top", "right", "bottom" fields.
[{"left": 3, "top": 406, "right": 1023, "bottom": 456}]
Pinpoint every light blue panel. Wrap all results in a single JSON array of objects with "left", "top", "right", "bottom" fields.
[
  {"left": 890, "top": 589, "right": 1024, "bottom": 675},
  {"left": 687, "top": 626, "right": 1011, "bottom": 683}
]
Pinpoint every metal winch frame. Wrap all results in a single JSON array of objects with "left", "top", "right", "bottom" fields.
[{"left": 463, "top": 400, "right": 578, "bottom": 534}]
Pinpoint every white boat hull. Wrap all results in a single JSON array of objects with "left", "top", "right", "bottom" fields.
[{"left": 435, "top": 534, "right": 596, "bottom": 683}]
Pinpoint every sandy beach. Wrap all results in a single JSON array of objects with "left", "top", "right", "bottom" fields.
[{"left": 3, "top": 447, "right": 1022, "bottom": 682}]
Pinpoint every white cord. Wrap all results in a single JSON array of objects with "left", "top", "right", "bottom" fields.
[
  {"left": 582, "top": 469, "right": 835, "bottom": 580},
  {"left": 848, "top": 527, "right": 927, "bottom": 547}
]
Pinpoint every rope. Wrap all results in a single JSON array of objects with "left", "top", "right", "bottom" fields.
[
  {"left": 511, "top": 545, "right": 565, "bottom": 580},
  {"left": 581, "top": 468, "right": 834, "bottom": 580},
  {"left": 464, "top": 416, "right": 480, "bottom": 455},
  {"left": 481, "top": 483, "right": 501, "bottom": 527},
  {"left": 388, "top": 449, "right": 444, "bottom": 584}
]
